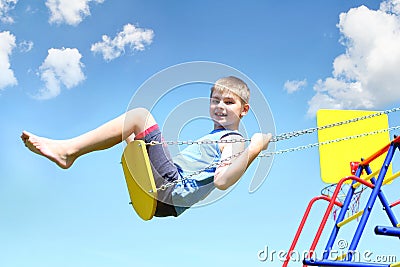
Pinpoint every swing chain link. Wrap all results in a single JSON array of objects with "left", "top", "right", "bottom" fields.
[
  {"left": 147, "top": 107, "right": 400, "bottom": 191},
  {"left": 269, "top": 107, "right": 400, "bottom": 142},
  {"left": 146, "top": 107, "right": 400, "bottom": 146},
  {"left": 148, "top": 138, "right": 251, "bottom": 147},
  {"left": 154, "top": 125, "right": 400, "bottom": 191},
  {"left": 258, "top": 125, "right": 400, "bottom": 158}
]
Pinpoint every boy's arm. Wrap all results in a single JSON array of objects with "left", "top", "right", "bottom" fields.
[{"left": 213, "top": 133, "right": 272, "bottom": 190}]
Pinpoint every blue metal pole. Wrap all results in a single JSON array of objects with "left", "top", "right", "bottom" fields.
[
  {"left": 375, "top": 225, "right": 400, "bottom": 237},
  {"left": 303, "top": 258, "right": 389, "bottom": 267},
  {"left": 364, "top": 165, "right": 399, "bottom": 227},
  {"left": 347, "top": 143, "right": 396, "bottom": 261}
]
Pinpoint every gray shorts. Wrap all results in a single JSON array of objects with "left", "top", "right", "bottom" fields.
[{"left": 134, "top": 124, "right": 178, "bottom": 217}]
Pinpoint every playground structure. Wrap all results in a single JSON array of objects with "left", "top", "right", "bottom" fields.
[{"left": 283, "top": 110, "right": 400, "bottom": 267}]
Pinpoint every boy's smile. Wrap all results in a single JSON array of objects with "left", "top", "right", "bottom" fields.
[{"left": 210, "top": 91, "right": 249, "bottom": 130}]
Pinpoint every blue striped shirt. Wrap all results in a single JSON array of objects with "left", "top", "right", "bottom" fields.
[{"left": 171, "top": 129, "right": 242, "bottom": 215}]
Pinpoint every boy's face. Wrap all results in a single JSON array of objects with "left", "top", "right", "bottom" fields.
[{"left": 209, "top": 90, "right": 249, "bottom": 130}]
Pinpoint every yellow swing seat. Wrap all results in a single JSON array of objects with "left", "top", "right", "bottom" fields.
[{"left": 121, "top": 140, "right": 157, "bottom": 221}]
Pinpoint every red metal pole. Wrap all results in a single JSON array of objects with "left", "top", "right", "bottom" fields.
[
  {"left": 390, "top": 199, "right": 400, "bottom": 208},
  {"left": 282, "top": 196, "right": 342, "bottom": 267},
  {"left": 361, "top": 135, "right": 400, "bottom": 166}
]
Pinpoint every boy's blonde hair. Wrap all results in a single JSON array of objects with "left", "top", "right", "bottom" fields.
[{"left": 210, "top": 76, "right": 250, "bottom": 104}]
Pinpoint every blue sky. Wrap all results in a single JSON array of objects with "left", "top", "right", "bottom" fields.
[{"left": 1, "top": 1, "right": 400, "bottom": 267}]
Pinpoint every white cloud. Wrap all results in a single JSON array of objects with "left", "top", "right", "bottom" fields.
[
  {"left": 37, "top": 48, "right": 85, "bottom": 99},
  {"left": 91, "top": 23, "right": 154, "bottom": 61},
  {"left": 19, "top": 40, "right": 34, "bottom": 52},
  {"left": 380, "top": 0, "right": 400, "bottom": 14},
  {"left": 0, "top": 0, "right": 17, "bottom": 23},
  {"left": 284, "top": 79, "right": 307, "bottom": 94},
  {"left": 0, "top": 31, "right": 17, "bottom": 90},
  {"left": 308, "top": 0, "right": 400, "bottom": 116},
  {"left": 25, "top": 5, "right": 39, "bottom": 15},
  {"left": 46, "top": 0, "right": 104, "bottom": 26}
]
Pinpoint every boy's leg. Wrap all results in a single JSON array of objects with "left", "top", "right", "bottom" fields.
[{"left": 21, "top": 108, "right": 156, "bottom": 169}]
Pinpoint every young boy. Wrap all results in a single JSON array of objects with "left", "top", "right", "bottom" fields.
[{"left": 21, "top": 76, "right": 271, "bottom": 217}]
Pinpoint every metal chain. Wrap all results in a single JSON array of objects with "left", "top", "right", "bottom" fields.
[
  {"left": 258, "top": 125, "right": 400, "bottom": 158},
  {"left": 269, "top": 107, "right": 400, "bottom": 142},
  {"left": 148, "top": 138, "right": 251, "bottom": 147},
  {"left": 154, "top": 126, "right": 400, "bottom": 192},
  {"left": 146, "top": 107, "right": 400, "bottom": 147},
  {"left": 148, "top": 107, "right": 400, "bottom": 191}
]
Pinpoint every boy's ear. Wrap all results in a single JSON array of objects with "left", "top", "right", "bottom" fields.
[{"left": 240, "top": 103, "right": 250, "bottom": 118}]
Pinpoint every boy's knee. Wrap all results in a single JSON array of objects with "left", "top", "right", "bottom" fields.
[
  {"left": 127, "top": 107, "right": 156, "bottom": 132},
  {"left": 128, "top": 107, "right": 152, "bottom": 119},
  {"left": 134, "top": 107, "right": 150, "bottom": 115}
]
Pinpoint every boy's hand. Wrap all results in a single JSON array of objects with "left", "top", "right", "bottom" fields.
[
  {"left": 214, "top": 132, "right": 272, "bottom": 191},
  {"left": 249, "top": 133, "right": 272, "bottom": 153}
]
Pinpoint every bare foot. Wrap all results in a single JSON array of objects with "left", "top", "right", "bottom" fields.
[{"left": 21, "top": 131, "right": 75, "bottom": 169}]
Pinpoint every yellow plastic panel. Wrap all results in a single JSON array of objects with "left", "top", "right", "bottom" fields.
[
  {"left": 317, "top": 109, "right": 391, "bottom": 184},
  {"left": 121, "top": 140, "right": 157, "bottom": 221}
]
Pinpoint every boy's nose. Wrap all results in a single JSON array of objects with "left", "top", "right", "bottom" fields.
[{"left": 216, "top": 101, "right": 225, "bottom": 108}]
